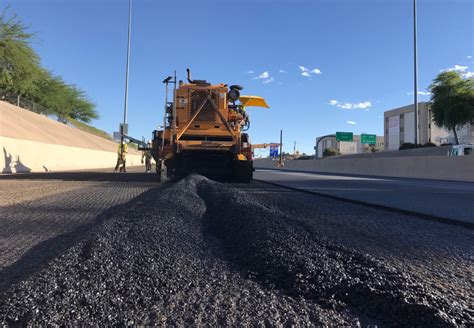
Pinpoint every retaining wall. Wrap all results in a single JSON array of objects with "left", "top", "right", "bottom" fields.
[
  {"left": 254, "top": 155, "right": 474, "bottom": 182},
  {"left": 1, "top": 136, "right": 142, "bottom": 173},
  {"left": 0, "top": 101, "right": 143, "bottom": 173}
]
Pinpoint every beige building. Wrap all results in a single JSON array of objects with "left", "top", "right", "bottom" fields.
[
  {"left": 315, "top": 134, "right": 384, "bottom": 158},
  {"left": 384, "top": 102, "right": 474, "bottom": 150}
]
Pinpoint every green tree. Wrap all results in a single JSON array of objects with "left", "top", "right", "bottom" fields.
[
  {"left": 0, "top": 8, "right": 98, "bottom": 123},
  {"left": 37, "top": 72, "right": 98, "bottom": 123},
  {"left": 65, "top": 85, "right": 98, "bottom": 123},
  {"left": 36, "top": 73, "right": 70, "bottom": 122},
  {"left": 429, "top": 71, "right": 474, "bottom": 144},
  {"left": 0, "top": 8, "right": 43, "bottom": 97}
]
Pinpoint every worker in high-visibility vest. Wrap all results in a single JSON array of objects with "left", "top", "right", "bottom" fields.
[
  {"left": 114, "top": 140, "right": 128, "bottom": 172},
  {"left": 142, "top": 141, "right": 152, "bottom": 173}
]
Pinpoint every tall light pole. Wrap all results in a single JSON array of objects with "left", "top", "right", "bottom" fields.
[
  {"left": 123, "top": 0, "right": 132, "bottom": 130},
  {"left": 413, "top": 0, "right": 418, "bottom": 145},
  {"left": 120, "top": 0, "right": 132, "bottom": 164},
  {"left": 278, "top": 129, "right": 283, "bottom": 167}
]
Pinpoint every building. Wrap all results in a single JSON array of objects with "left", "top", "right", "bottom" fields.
[
  {"left": 384, "top": 102, "right": 474, "bottom": 150},
  {"left": 315, "top": 134, "right": 384, "bottom": 158}
]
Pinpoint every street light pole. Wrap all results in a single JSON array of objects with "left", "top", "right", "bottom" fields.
[
  {"left": 123, "top": 0, "right": 132, "bottom": 127},
  {"left": 278, "top": 129, "right": 283, "bottom": 167},
  {"left": 413, "top": 0, "right": 418, "bottom": 145},
  {"left": 120, "top": 0, "right": 132, "bottom": 166}
]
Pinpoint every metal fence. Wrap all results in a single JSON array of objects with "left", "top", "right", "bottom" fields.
[
  {"left": 0, "top": 89, "right": 118, "bottom": 142},
  {"left": 0, "top": 89, "right": 53, "bottom": 117}
]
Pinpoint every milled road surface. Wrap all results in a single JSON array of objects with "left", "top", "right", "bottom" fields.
[
  {"left": 0, "top": 171, "right": 472, "bottom": 326},
  {"left": 0, "top": 169, "right": 157, "bottom": 288}
]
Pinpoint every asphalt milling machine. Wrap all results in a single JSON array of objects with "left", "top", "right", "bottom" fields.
[{"left": 146, "top": 69, "right": 269, "bottom": 182}]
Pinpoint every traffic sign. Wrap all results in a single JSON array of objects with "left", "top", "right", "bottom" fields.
[
  {"left": 361, "top": 134, "right": 377, "bottom": 144},
  {"left": 336, "top": 132, "right": 353, "bottom": 142},
  {"left": 113, "top": 132, "right": 121, "bottom": 141},
  {"left": 269, "top": 145, "right": 279, "bottom": 157},
  {"left": 120, "top": 123, "right": 128, "bottom": 135}
]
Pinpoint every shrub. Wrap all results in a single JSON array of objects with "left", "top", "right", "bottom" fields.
[
  {"left": 323, "top": 147, "right": 340, "bottom": 157},
  {"left": 399, "top": 143, "right": 422, "bottom": 150},
  {"left": 421, "top": 142, "right": 437, "bottom": 148},
  {"left": 370, "top": 145, "right": 380, "bottom": 153}
]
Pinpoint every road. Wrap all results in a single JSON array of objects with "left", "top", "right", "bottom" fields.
[
  {"left": 0, "top": 170, "right": 472, "bottom": 326},
  {"left": 255, "top": 169, "right": 474, "bottom": 225},
  {"left": 0, "top": 167, "right": 157, "bottom": 284}
]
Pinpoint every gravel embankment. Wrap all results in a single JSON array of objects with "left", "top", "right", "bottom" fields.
[{"left": 0, "top": 175, "right": 472, "bottom": 326}]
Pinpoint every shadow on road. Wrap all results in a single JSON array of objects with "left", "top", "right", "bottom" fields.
[
  {"left": 0, "top": 186, "right": 164, "bottom": 292},
  {"left": 0, "top": 171, "right": 160, "bottom": 183}
]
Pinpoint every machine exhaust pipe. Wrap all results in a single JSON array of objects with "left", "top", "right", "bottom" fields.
[
  {"left": 186, "top": 68, "right": 209, "bottom": 85},
  {"left": 186, "top": 68, "right": 194, "bottom": 83}
]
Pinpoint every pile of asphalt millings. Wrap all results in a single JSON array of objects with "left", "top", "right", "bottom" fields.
[
  {"left": 0, "top": 175, "right": 471, "bottom": 326},
  {"left": 197, "top": 178, "right": 471, "bottom": 327}
]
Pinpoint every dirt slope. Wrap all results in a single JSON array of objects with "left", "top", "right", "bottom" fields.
[{"left": 0, "top": 101, "right": 138, "bottom": 154}]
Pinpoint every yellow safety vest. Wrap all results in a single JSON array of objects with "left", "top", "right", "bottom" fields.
[{"left": 118, "top": 144, "right": 128, "bottom": 157}]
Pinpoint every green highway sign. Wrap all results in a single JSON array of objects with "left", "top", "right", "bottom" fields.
[
  {"left": 361, "top": 134, "right": 377, "bottom": 144},
  {"left": 336, "top": 132, "right": 353, "bottom": 142}
]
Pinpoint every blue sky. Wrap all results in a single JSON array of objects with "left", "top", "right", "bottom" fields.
[{"left": 6, "top": 0, "right": 474, "bottom": 154}]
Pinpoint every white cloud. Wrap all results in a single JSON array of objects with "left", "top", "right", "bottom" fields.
[
  {"left": 355, "top": 101, "right": 372, "bottom": 109},
  {"left": 262, "top": 77, "right": 274, "bottom": 84},
  {"left": 299, "top": 65, "right": 322, "bottom": 77},
  {"left": 346, "top": 121, "right": 357, "bottom": 125},
  {"left": 463, "top": 71, "right": 474, "bottom": 78},
  {"left": 279, "top": 69, "right": 286, "bottom": 73},
  {"left": 441, "top": 64, "right": 468, "bottom": 72},
  {"left": 299, "top": 65, "right": 308, "bottom": 72},
  {"left": 467, "top": 56, "right": 472, "bottom": 59},
  {"left": 251, "top": 71, "right": 275, "bottom": 84},
  {"left": 407, "top": 91, "right": 431, "bottom": 96},
  {"left": 252, "top": 71, "right": 270, "bottom": 80},
  {"left": 441, "top": 64, "right": 474, "bottom": 79},
  {"left": 329, "top": 100, "right": 372, "bottom": 110},
  {"left": 247, "top": 70, "right": 255, "bottom": 74}
]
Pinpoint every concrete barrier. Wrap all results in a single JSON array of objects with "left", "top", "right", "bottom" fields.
[
  {"left": 1, "top": 136, "right": 143, "bottom": 173},
  {"left": 0, "top": 101, "right": 146, "bottom": 173},
  {"left": 254, "top": 155, "right": 474, "bottom": 182}
]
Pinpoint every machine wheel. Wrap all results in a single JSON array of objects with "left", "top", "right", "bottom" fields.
[
  {"left": 164, "top": 159, "right": 175, "bottom": 179},
  {"left": 233, "top": 160, "right": 253, "bottom": 183},
  {"left": 156, "top": 160, "right": 163, "bottom": 181}
]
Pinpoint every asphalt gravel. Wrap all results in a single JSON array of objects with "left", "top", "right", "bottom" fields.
[{"left": 0, "top": 174, "right": 472, "bottom": 326}]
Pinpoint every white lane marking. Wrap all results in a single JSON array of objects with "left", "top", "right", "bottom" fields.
[
  {"left": 256, "top": 169, "right": 388, "bottom": 182},
  {"left": 255, "top": 169, "right": 474, "bottom": 192}
]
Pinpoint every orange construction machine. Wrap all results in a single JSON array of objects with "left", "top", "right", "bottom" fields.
[{"left": 151, "top": 69, "right": 269, "bottom": 182}]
